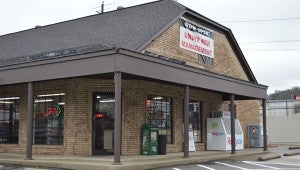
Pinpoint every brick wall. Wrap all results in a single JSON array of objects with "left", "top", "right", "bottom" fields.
[
  {"left": 143, "top": 18, "right": 261, "bottom": 149},
  {"left": 0, "top": 17, "right": 261, "bottom": 156},
  {"left": 143, "top": 20, "right": 249, "bottom": 81},
  {"left": 2, "top": 77, "right": 258, "bottom": 155}
]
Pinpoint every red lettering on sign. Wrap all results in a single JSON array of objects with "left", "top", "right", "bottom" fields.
[
  {"left": 181, "top": 41, "right": 212, "bottom": 56},
  {"left": 45, "top": 105, "right": 61, "bottom": 117}
]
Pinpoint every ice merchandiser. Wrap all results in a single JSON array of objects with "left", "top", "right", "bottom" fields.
[{"left": 207, "top": 112, "right": 244, "bottom": 151}]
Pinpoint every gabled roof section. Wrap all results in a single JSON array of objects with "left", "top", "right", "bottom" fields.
[
  {"left": 182, "top": 10, "right": 258, "bottom": 83},
  {"left": 0, "top": 0, "right": 257, "bottom": 83},
  {"left": 136, "top": 1, "right": 258, "bottom": 83},
  {"left": 0, "top": 0, "right": 185, "bottom": 60}
]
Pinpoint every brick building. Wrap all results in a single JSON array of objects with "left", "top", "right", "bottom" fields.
[{"left": 0, "top": 0, "right": 267, "bottom": 163}]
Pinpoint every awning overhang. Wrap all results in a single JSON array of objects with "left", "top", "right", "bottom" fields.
[{"left": 0, "top": 48, "right": 267, "bottom": 99}]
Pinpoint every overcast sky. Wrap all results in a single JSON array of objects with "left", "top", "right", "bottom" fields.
[{"left": 1, "top": 0, "right": 299, "bottom": 94}]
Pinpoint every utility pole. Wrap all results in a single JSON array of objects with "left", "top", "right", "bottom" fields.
[
  {"left": 101, "top": 1, "right": 104, "bottom": 13},
  {"left": 96, "top": 1, "right": 104, "bottom": 14}
]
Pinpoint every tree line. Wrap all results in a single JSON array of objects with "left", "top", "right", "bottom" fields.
[{"left": 268, "top": 87, "right": 300, "bottom": 100}]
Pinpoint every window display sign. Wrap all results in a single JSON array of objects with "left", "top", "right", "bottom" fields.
[
  {"left": 46, "top": 105, "right": 62, "bottom": 118},
  {"left": 34, "top": 93, "right": 64, "bottom": 145},
  {"left": 180, "top": 18, "right": 214, "bottom": 58}
]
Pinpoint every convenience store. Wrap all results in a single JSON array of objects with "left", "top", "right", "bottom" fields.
[{"left": 0, "top": 0, "right": 268, "bottom": 164}]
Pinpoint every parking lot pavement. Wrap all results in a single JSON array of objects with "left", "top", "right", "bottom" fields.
[{"left": 155, "top": 155, "right": 300, "bottom": 170}]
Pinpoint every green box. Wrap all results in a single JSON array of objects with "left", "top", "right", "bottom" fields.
[{"left": 141, "top": 124, "right": 159, "bottom": 155}]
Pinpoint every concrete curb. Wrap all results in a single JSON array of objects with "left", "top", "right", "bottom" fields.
[
  {"left": 283, "top": 152, "right": 300, "bottom": 156},
  {"left": 288, "top": 146, "right": 300, "bottom": 150},
  {"left": 257, "top": 154, "right": 281, "bottom": 161},
  {"left": 0, "top": 150, "right": 269, "bottom": 170},
  {"left": 0, "top": 165, "right": 4, "bottom": 170}
]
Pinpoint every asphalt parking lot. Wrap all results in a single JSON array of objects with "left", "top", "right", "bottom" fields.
[
  {"left": 156, "top": 146, "right": 300, "bottom": 170},
  {"left": 156, "top": 156, "right": 300, "bottom": 170}
]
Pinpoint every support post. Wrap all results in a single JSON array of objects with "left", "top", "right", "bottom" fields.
[
  {"left": 230, "top": 94, "right": 236, "bottom": 154},
  {"left": 113, "top": 72, "right": 122, "bottom": 165},
  {"left": 183, "top": 85, "right": 190, "bottom": 158},
  {"left": 26, "top": 82, "right": 34, "bottom": 160},
  {"left": 262, "top": 99, "right": 268, "bottom": 151}
]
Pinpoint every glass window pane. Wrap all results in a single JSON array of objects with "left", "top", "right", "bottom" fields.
[
  {"left": 184, "top": 100, "right": 202, "bottom": 143},
  {"left": 146, "top": 95, "right": 172, "bottom": 144},
  {"left": 0, "top": 97, "right": 20, "bottom": 144},
  {"left": 34, "top": 93, "right": 65, "bottom": 145}
]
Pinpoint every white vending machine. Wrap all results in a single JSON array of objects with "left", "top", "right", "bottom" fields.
[{"left": 207, "top": 116, "right": 244, "bottom": 151}]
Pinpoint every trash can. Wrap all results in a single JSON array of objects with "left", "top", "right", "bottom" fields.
[{"left": 158, "top": 134, "right": 167, "bottom": 155}]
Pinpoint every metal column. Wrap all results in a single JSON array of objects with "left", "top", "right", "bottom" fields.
[
  {"left": 26, "top": 82, "right": 34, "bottom": 160},
  {"left": 262, "top": 99, "right": 268, "bottom": 151},
  {"left": 230, "top": 94, "right": 236, "bottom": 154},
  {"left": 113, "top": 72, "right": 122, "bottom": 165},
  {"left": 183, "top": 85, "right": 190, "bottom": 158}
]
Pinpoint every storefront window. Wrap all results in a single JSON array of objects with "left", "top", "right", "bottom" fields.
[
  {"left": 146, "top": 95, "right": 172, "bottom": 144},
  {"left": 34, "top": 93, "right": 64, "bottom": 145},
  {"left": 0, "top": 97, "right": 20, "bottom": 144},
  {"left": 189, "top": 100, "right": 202, "bottom": 142}
]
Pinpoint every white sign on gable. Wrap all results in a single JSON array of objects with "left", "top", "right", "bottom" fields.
[{"left": 179, "top": 18, "right": 214, "bottom": 58}]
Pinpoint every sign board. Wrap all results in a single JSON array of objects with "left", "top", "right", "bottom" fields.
[
  {"left": 207, "top": 118, "right": 244, "bottom": 151},
  {"left": 179, "top": 18, "right": 214, "bottom": 58},
  {"left": 189, "top": 125, "right": 196, "bottom": 152},
  {"left": 46, "top": 105, "right": 62, "bottom": 118}
]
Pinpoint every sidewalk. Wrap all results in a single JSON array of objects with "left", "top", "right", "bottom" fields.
[{"left": 0, "top": 148, "right": 268, "bottom": 170}]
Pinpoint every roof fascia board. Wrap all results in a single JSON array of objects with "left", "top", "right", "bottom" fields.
[
  {"left": 0, "top": 52, "right": 117, "bottom": 85},
  {"left": 0, "top": 49, "right": 116, "bottom": 71},
  {"left": 0, "top": 49, "right": 267, "bottom": 99},
  {"left": 116, "top": 49, "right": 267, "bottom": 99},
  {"left": 119, "top": 49, "right": 267, "bottom": 89},
  {"left": 226, "top": 31, "right": 257, "bottom": 82},
  {"left": 136, "top": 11, "right": 186, "bottom": 52}
]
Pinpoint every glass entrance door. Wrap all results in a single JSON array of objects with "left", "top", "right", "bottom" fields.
[{"left": 93, "top": 93, "right": 114, "bottom": 155}]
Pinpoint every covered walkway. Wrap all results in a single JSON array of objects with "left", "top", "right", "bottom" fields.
[{"left": 0, "top": 149, "right": 269, "bottom": 170}]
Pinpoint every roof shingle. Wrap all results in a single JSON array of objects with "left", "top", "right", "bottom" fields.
[{"left": 0, "top": 0, "right": 185, "bottom": 60}]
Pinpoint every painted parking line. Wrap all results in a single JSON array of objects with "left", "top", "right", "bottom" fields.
[
  {"left": 214, "top": 162, "right": 249, "bottom": 170},
  {"left": 197, "top": 164, "right": 216, "bottom": 170},
  {"left": 261, "top": 162, "right": 300, "bottom": 166},
  {"left": 172, "top": 168, "right": 181, "bottom": 170},
  {"left": 284, "top": 156, "right": 300, "bottom": 159},
  {"left": 243, "top": 161, "right": 280, "bottom": 169}
]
